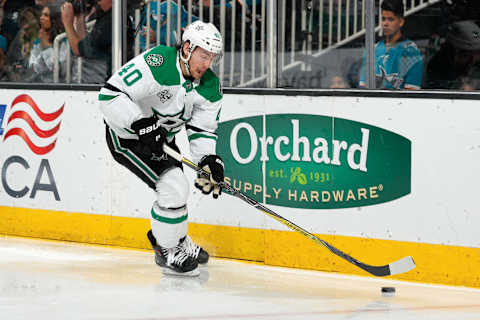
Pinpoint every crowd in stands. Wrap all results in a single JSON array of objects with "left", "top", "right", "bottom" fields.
[
  {"left": 0, "top": 0, "right": 119, "bottom": 83},
  {"left": 138, "top": 0, "right": 260, "bottom": 52},
  {"left": 326, "top": 0, "right": 480, "bottom": 90},
  {"left": 0, "top": 0, "right": 256, "bottom": 84},
  {"left": 0, "top": 0, "right": 477, "bottom": 91}
]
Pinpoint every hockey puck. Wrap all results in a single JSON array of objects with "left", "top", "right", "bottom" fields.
[{"left": 381, "top": 287, "right": 395, "bottom": 296}]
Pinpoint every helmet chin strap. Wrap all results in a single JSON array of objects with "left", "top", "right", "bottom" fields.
[{"left": 180, "top": 43, "right": 196, "bottom": 77}]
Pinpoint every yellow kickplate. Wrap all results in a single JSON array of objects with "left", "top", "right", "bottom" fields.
[{"left": 1, "top": 206, "right": 479, "bottom": 288}]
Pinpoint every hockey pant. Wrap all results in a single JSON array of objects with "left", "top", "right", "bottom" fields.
[{"left": 106, "top": 125, "right": 189, "bottom": 248}]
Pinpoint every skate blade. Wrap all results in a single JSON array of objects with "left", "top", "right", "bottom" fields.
[{"left": 162, "top": 267, "right": 200, "bottom": 277}]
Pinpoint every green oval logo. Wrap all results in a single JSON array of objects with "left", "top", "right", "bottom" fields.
[{"left": 216, "top": 114, "right": 411, "bottom": 209}]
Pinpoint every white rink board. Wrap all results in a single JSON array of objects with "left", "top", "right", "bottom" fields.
[
  {"left": 0, "top": 89, "right": 478, "bottom": 248},
  {"left": 0, "top": 89, "right": 154, "bottom": 218},
  {"left": 189, "top": 94, "right": 480, "bottom": 248}
]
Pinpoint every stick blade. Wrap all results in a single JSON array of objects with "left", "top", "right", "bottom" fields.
[{"left": 388, "top": 256, "right": 416, "bottom": 276}]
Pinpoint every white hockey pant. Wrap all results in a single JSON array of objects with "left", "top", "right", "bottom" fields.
[{"left": 151, "top": 167, "right": 189, "bottom": 248}]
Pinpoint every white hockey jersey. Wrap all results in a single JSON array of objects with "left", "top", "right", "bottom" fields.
[{"left": 98, "top": 45, "right": 223, "bottom": 164}]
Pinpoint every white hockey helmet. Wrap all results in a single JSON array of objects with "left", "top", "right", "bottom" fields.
[{"left": 180, "top": 21, "right": 223, "bottom": 69}]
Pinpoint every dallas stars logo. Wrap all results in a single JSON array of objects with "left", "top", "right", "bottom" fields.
[
  {"left": 152, "top": 108, "right": 189, "bottom": 131},
  {"left": 146, "top": 54, "right": 164, "bottom": 67}
]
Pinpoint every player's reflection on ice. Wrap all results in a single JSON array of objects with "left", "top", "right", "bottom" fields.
[{"left": 155, "top": 269, "right": 210, "bottom": 292}]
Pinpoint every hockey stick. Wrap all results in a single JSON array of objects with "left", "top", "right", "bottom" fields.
[{"left": 163, "top": 145, "right": 416, "bottom": 277}]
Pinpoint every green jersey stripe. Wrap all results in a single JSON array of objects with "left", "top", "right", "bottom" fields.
[
  {"left": 188, "top": 133, "right": 218, "bottom": 142},
  {"left": 151, "top": 208, "right": 188, "bottom": 224},
  {"left": 98, "top": 94, "right": 119, "bottom": 101}
]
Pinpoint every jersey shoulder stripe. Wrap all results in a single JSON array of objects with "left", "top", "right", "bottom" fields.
[
  {"left": 143, "top": 45, "right": 180, "bottom": 86},
  {"left": 196, "top": 69, "right": 222, "bottom": 103}
]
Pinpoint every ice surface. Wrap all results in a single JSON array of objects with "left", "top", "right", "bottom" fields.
[{"left": 1, "top": 236, "right": 479, "bottom": 320}]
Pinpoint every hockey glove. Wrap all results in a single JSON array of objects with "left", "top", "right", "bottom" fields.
[
  {"left": 195, "top": 155, "right": 225, "bottom": 199},
  {"left": 131, "top": 117, "right": 167, "bottom": 156}
]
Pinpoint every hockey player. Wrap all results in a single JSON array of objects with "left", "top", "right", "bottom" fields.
[{"left": 98, "top": 20, "right": 225, "bottom": 276}]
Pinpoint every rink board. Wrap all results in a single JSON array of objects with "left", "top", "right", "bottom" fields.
[{"left": 0, "top": 89, "right": 479, "bottom": 287}]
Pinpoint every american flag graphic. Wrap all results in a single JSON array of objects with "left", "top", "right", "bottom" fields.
[{"left": 3, "top": 94, "right": 64, "bottom": 155}]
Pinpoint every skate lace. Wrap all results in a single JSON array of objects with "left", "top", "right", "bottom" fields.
[
  {"left": 182, "top": 236, "right": 201, "bottom": 258},
  {"left": 166, "top": 246, "right": 190, "bottom": 266}
]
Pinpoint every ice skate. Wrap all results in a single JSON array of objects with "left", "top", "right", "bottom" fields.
[
  {"left": 180, "top": 235, "right": 209, "bottom": 264},
  {"left": 147, "top": 230, "right": 199, "bottom": 277}
]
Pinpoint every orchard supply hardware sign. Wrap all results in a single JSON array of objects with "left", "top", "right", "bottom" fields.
[{"left": 216, "top": 114, "right": 411, "bottom": 209}]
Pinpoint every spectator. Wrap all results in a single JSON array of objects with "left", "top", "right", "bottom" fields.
[
  {"left": 0, "top": 0, "right": 10, "bottom": 52},
  {"left": 0, "top": 47, "right": 10, "bottom": 80},
  {"left": 0, "top": 0, "right": 23, "bottom": 45},
  {"left": 328, "top": 75, "right": 350, "bottom": 88},
  {"left": 201, "top": 0, "right": 253, "bottom": 9},
  {"left": 458, "top": 76, "right": 480, "bottom": 91},
  {"left": 34, "top": 0, "right": 56, "bottom": 6},
  {"left": 359, "top": 0, "right": 424, "bottom": 90},
  {"left": 61, "top": 0, "right": 112, "bottom": 83},
  {"left": 3, "top": 0, "right": 34, "bottom": 14},
  {"left": 138, "top": 0, "right": 198, "bottom": 51},
  {"left": 424, "top": 20, "right": 480, "bottom": 89},
  {"left": 193, "top": 0, "right": 257, "bottom": 52},
  {"left": 6, "top": 6, "right": 39, "bottom": 81},
  {"left": 28, "top": 3, "right": 68, "bottom": 82}
]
